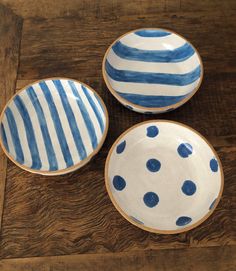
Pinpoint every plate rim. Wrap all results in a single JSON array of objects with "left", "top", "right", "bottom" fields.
[
  {"left": 0, "top": 77, "right": 109, "bottom": 176},
  {"left": 104, "top": 120, "right": 224, "bottom": 234},
  {"left": 102, "top": 27, "right": 204, "bottom": 112}
]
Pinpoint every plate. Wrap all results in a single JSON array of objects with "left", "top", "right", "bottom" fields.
[
  {"left": 0, "top": 78, "right": 108, "bottom": 175},
  {"left": 105, "top": 120, "right": 223, "bottom": 233},
  {"left": 103, "top": 28, "right": 203, "bottom": 114}
]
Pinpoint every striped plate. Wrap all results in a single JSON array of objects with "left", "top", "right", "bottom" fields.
[
  {"left": 103, "top": 28, "right": 203, "bottom": 114},
  {"left": 0, "top": 78, "right": 108, "bottom": 175}
]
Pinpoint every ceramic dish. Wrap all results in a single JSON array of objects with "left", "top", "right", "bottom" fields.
[
  {"left": 0, "top": 78, "right": 108, "bottom": 175},
  {"left": 105, "top": 120, "right": 223, "bottom": 233},
  {"left": 103, "top": 28, "right": 203, "bottom": 114}
]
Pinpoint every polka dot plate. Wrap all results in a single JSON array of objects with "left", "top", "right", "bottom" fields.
[
  {"left": 105, "top": 120, "right": 223, "bottom": 233},
  {"left": 103, "top": 28, "right": 203, "bottom": 114},
  {"left": 0, "top": 78, "right": 108, "bottom": 175}
]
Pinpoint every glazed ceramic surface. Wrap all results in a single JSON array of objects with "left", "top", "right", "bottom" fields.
[
  {"left": 103, "top": 28, "right": 203, "bottom": 114},
  {"left": 105, "top": 120, "right": 223, "bottom": 233},
  {"left": 0, "top": 78, "right": 108, "bottom": 175}
]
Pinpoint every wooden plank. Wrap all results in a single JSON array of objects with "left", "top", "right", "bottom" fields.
[
  {"left": 0, "top": 246, "right": 235, "bottom": 271},
  {"left": 1, "top": 0, "right": 178, "bottom": 19},
  {"left": 1, "top": 0, "right": 236, "bottom": 19},
  {"left": 0, "top": 4, "right": 22, "bottom": 231}
]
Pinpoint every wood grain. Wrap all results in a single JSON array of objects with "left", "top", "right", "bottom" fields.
[
  {"left": 1, "top": 246, "right": 236, "bottom": 271},
  {"left": 1, "top": 0, "right": 236, "bottom": 19},
  {"left": 0, "top": 4, "right": 22, "bottom": 231},
  {"left": 0, "top": 0, "right": 235, "bottom": 268}
]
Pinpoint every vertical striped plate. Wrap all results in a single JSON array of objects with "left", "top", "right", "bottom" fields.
[
  {"left": 0, "top": 78, "right": 109, "bottom": 175},
  {"left": 103, "top": 28, "right": 203, "bottom": 114}
]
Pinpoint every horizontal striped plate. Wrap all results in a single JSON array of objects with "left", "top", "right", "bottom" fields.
[
  {"left": 103, "top": 28, "right": 203, "bottom": 114},
  {"left": 0, "top": 78, "right": 108, "bottom": 175}
]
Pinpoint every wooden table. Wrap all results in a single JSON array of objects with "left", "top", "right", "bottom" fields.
[{"left": 0, "top": 1, "right": 235, "bottom": 270}]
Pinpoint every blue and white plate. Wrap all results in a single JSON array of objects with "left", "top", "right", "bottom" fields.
[
  {"left": 105, "top": 120, "right": 223, "bottom": 233},
  {"left": 0, "top": 78, "right": 108, "bottom": 175},
  {"left": 103, "top": 28, "right": 203, "bottom": 114}
]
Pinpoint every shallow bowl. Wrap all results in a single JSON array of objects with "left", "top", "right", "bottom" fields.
[
  {"left": 103, "top": 28, "right": 203, "bottom": 114},
  {"left": 105, "top": 120, "right": 223, "bottom": 233},
  {"left": 0, "top": 78, "right": 108, "bottom": 175}
]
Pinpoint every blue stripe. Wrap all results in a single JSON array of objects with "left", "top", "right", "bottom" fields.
[
  {"left": 82, "top": 85, "right": 105, "bottom": 134},
  {"left": 116, "top": 92, "right": 189, "bottom": 107},
  {"left": 26, "top": 87, "right": 58, "bottom": 171},
  {"left": 53, "top": 80, "right": 87, "bottom": 160},
  {"left": 135, "top": 29, "right": 171, "bottom": 37},
  {"left": 68, "top": 80, "right": 98, "bottom": 150},
  {"left": 112, "top": 41, "right": 195, "bottom": 63},
  {"left": 106, "top": 60, "right": 201, "bottom": 86},
  {"left": 5, "top": 107, "right": 24, "bottom": 164},
  {"left": 1, "top": 123, "right": 9, "bottom": 152},
  {"left": 39, "top": 81, "right": 74, "bottom": 167},
  {"left": 14, "top": 95, "right": 42, "bottom": 169}
]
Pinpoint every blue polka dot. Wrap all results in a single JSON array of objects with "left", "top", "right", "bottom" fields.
[
  {"left": 130, "top": 216, "right": 144, "bottom": 225},
  {"left": 209, "top": 198, "right": 217, "bottom": 210},
  {"left": 177, "top": 143, "right": 193, "bottom": 158},
  {"left": 146, "top": 159, "right": 161, "bottom": 172},
  {"left": 143, "top": 192, "right": 159, "bottom": 208},
  {"left": 116, "top": 140, "right": 126, "bottom": 154},
  {"left": 113, "top": 175, "right": 126, "bottom": 191},
  {"left": 181, "top": 180, "right": 197, "bottom": 196},
  {"left": 210, "top": 158, "right": 218, "bottom": 172},
  {"left": 146, "top": 126, "right": 159, "bottom": 137},
  {"left": 176, "top": 216, "right": 192, "bottom": 226}
]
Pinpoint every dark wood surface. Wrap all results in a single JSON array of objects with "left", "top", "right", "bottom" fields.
[
  {"left": 0, "top": 1, "right": 235, "bottom": 270},
  {"left": 1, "top": 246, "right": 236, "bottom": 271},
  {"left": 0, "top": 3, "right": 22, "bottom": 231}
]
